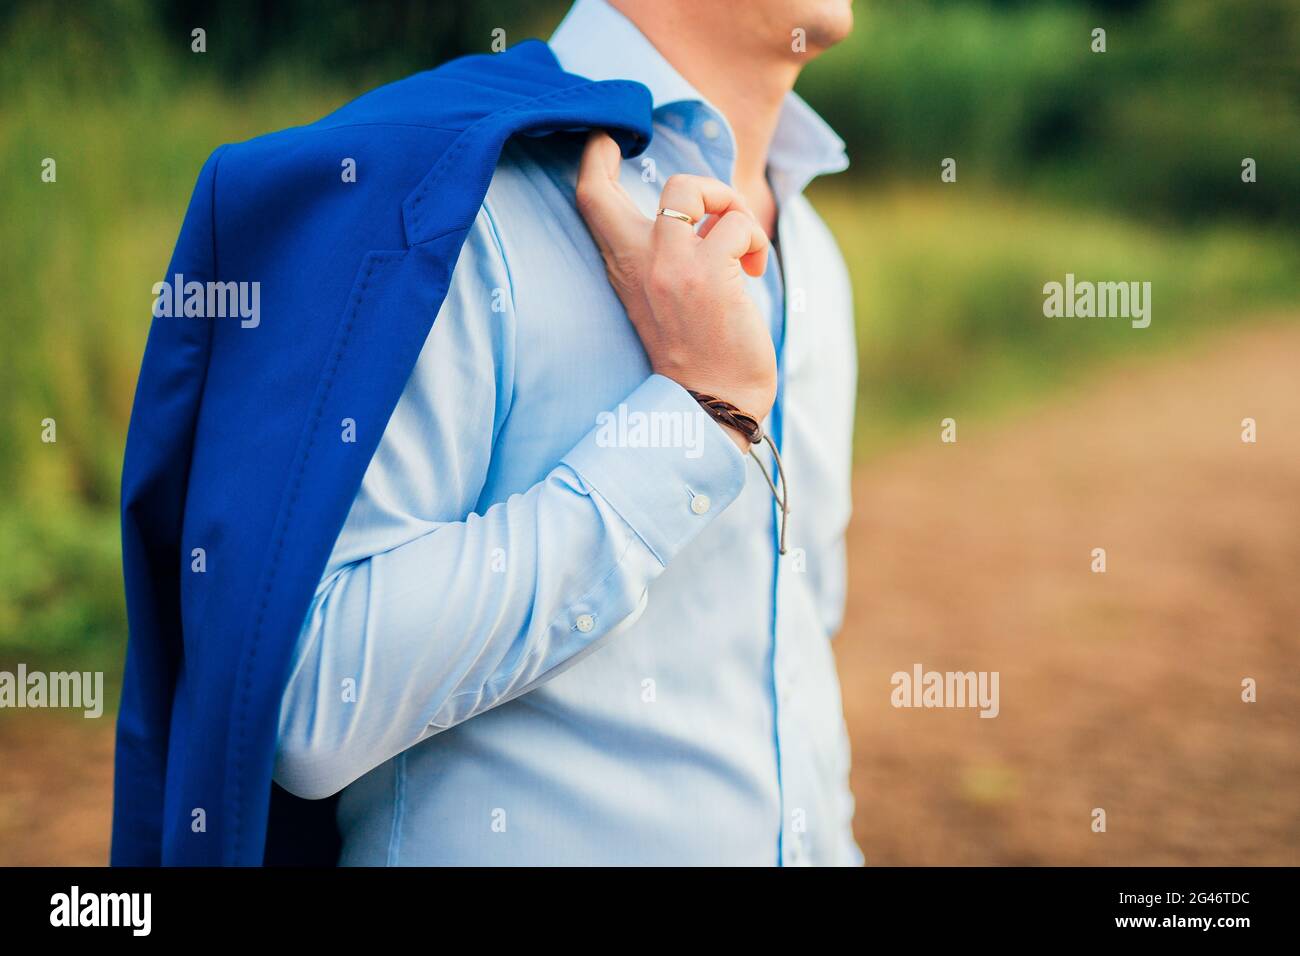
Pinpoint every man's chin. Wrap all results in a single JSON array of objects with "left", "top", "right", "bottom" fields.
[{"left": 801, "top": 2, "right": 855, "bottom": 54}]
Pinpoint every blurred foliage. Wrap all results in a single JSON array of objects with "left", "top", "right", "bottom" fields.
[
  {"left": 798, "top": 0, "right": 1300, "bottom": 225},
  {"left": 0, "top": 0, "right": 564, "bottom": 93},
  {"left": 3, "top": 0, "right": 1296, "bottom": 221},
  {"left": 1, "top": 0, "right": 1297, "bottom": 665},
  {"left": 0, "top": 70, "right": 353, "bottom": 664},
  {"left": 812, "top": 181, "right": 1300, "bottom": 451}
]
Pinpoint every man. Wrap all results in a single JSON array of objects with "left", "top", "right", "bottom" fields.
[{"left": 273, "top": 0, "right": 861, "bottom": 865}]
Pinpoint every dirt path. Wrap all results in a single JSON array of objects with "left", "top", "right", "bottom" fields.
[
  {"left": 3, "top": 321, "right": 1297, "bottom": 865},
  {"left": 0, "top": 713, "right": 114, "bottom": 865},
  {"left": 838, "top": 320, "right": 1300, "bottom": 864}
]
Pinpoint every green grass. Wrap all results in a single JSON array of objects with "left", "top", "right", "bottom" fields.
[
  {"left": 811, "top": 182, "right": 1300, "bottom": 454},
  {"left": 1, "top": 79, "right": 351, "bottom": 664}
]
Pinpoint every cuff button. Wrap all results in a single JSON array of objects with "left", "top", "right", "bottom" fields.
[
  {"left": 690, "top": 494, "right": 712, "bottom": 515},
  {"left": 575, "top": 613, "right": 595, "bottom": 633}
]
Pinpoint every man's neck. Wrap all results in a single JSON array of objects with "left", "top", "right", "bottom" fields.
[{"left": 610, "top": 0, "right": 801, "bottom": 232}]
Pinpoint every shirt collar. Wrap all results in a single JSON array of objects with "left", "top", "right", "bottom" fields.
[{"left": 550, "top": 0, "right": 848, "bottom": 198}]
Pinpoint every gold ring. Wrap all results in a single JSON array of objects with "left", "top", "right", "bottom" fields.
[{"left": 657, "top": 207, "right": 697, "bottom": 226}]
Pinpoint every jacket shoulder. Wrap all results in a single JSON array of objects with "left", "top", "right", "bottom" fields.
[
  {"left": 201, "top": 40, "right": 589, "bottom": 224},
  {"left": 221, "top": 40, "right": 582, "bottom": 160}
]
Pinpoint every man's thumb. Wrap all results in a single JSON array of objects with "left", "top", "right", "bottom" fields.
[{"left": 575, "top": 131, "right": 643, "bottom": 248}]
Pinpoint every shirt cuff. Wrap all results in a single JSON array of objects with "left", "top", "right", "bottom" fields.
[{"left": 562, "top": 374, "right": 748, "bottom": 566}]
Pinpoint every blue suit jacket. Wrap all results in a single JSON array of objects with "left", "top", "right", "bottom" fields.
[{"left": 113, "top": 40, "right": 652, "bottom": 866}]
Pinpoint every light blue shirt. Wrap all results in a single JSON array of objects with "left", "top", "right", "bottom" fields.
[{"left": 274, "top": 0, "right": 862, "bottom": 866}]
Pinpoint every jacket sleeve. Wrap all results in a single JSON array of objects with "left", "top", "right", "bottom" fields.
[
  {"left": 112, "top": 145, "right": 226, "bottom": 865},
  {"left": 273, "top": 204, "right": 748, "bottom": 801}
]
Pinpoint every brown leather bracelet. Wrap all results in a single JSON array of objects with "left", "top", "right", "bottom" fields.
[
  {"left": 687, "top": 389, "right": 790, "bottom": 555},
  {"left": 687, "top": 391, "right": 764, "bottom": 446}
]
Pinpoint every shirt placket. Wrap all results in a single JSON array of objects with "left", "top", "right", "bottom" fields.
[{"left": 670, "top": 106, "right": 802, "bottom": 865}]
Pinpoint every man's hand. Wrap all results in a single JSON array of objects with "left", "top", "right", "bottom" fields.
[{"left": 575, "top": 132, "right": 777, "bottom": 449}]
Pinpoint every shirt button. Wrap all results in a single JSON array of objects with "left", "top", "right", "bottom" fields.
[
  {"left": 575, "top": 613, "right": 595, "bottom": 633},
  {"left": 700, "top": 118, "right": 722, "bottom": 140},
  {"left": 690, "top": 494, "right": 711, "bottom": 515}
]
